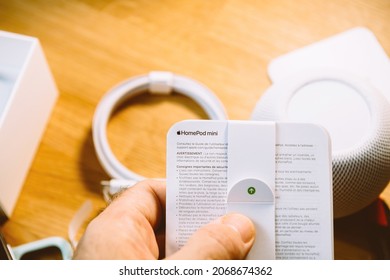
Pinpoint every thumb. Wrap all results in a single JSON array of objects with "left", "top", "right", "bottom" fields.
[{"left": 167, "top": 213, "right": 255, "bottom": 260}]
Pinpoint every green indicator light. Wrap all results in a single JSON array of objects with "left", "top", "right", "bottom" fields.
[{"left": 247, "top": 186, "right": 256, "bottom": 195}]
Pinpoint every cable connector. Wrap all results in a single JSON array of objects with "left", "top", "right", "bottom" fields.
[
  {"left": 149, "top": 71, "right": 173, "bottom": 95},
  {"left": 101, "top": 178, "right": 167, "bottom": 203},
  {"left": 101, "top": 179, "right": 138, "bottom": 202}
]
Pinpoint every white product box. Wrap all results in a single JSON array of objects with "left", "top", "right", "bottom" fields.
[{"left": 0, "top": 31, "right": 58, "bottom": 220}]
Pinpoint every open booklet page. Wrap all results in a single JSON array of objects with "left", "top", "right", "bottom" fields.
[{"left": 166, "top": 120, "right": 333, "bottom": 259}]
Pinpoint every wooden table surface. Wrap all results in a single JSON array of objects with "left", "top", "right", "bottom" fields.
[{"left": 1, "top": 0, "right": 390, "bottom": 259}]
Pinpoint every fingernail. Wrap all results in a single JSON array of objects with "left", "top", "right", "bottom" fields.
[{"left": 219, "top": 213, "right": 255, "bottom": 244}]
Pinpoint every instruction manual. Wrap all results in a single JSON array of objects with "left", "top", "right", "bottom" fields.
[{"left": 166, "top": 120, "right": 333, "bottom": 259}]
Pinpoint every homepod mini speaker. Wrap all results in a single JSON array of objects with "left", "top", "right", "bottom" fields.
[{"left": 251, "top": 69, "right": 390, "bottom": 218}]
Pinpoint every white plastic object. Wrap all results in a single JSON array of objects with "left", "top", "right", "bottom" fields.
[
  {"left": 0, "top": 31, "right": 58, "bottom": 219},
  {"left": 227, "top": 121, "right": 276, "bottom": 259},
  {"left": 252, "top": 70, "right": 390, "bottom": 218}
]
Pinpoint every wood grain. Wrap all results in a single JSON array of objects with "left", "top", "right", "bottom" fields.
[{"left": 0, "top": 0, "right": 389, "bottom": 259}]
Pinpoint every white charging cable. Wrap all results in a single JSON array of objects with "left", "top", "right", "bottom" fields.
[{"left": 92, "top": 71, "right": 227, "bottom": 201}]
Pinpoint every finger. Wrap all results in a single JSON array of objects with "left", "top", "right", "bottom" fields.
[
  {"left": 166, "top": 213, "right": 255, "bottom": 260},
  {"left": 107, "top": 179, "right": 166, "bottom": 230},
  {"left": 74, "top": 179, "right": 166, "bottom": 259}
]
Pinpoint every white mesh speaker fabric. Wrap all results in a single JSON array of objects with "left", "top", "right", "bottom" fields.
[{"left": 251, "top": 70, "right": 390, "bottom": 218}]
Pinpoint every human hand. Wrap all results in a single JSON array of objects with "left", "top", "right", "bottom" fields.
[{"left": 73, "top": 180, "right": 255, "bottom": 259}]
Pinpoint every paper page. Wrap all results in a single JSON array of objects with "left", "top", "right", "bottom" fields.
[
  {"left": 274, "top": 123, "right": 333, "bottom": 259},
  {"left": 166, "top": 120, "right": 333, "bottom": 259},
  {"left": 166, "top": 120, "right": 228, "bottom": 255}
]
